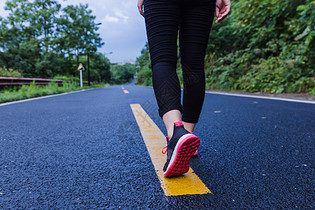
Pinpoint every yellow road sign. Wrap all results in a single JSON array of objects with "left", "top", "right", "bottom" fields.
[{"left": 77, "top": 63, "right": 85, "bottom": 71}]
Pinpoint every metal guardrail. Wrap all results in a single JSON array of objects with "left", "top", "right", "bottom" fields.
[{"left": 0, "top": 77, "right": 64, "bottom": 86}]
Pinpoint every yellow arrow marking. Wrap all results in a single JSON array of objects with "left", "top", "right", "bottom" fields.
[{"left": 130, "top": 104, "right": 211, "bottom": 196}]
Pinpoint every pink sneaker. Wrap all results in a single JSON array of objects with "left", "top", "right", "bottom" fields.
[{"left": 161, "top": 121, "right": 200, "bottom": 177}]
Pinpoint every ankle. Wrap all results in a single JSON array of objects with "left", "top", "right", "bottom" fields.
[{"left": 182, "top": 121, "right": 196, "bottom": 133}]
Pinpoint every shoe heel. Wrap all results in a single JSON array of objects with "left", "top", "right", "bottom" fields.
[{"left": 164, "top": 134, "right": 200, "bottom": 177}]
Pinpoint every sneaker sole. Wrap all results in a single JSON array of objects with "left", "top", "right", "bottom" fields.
[{"left": 164, "top": 134, "right": 200, "bottom": 177}]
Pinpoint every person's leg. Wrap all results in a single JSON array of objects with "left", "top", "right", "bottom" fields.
[
  {"left": 144, "top": 0, "right": 201, "bottom": 177},
  {"left": 179, "top": 0, "right": 216, "bottom": 131},
  {"left": 143, "top": 0, "right": 181, "bottom": 138}
]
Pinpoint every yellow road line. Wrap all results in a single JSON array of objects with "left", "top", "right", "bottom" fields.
[
  {"left": 130, "top": 104, "right": 211, "bottom": 196},
  {"left": 123, "top": 90, "right": 129, "bottom": 94}
]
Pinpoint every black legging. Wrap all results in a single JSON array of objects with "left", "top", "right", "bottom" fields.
[{"left": 144, "top": 0, "right": 215, "bottom": 123}]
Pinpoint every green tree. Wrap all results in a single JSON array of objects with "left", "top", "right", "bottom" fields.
[
  {"left": 0, "top": 0, "right": 104, "bottom": 79},
  {"left": 0, "top": 0, "right": 62, "bottom": 77},
  {"left": 55, "top": 4, "right": 103, "bottom": 67},
  {"left": 110, "top": 63, "right": 135, "bottom": 84},
  {"left": 3, "top": 0, "right": 61, "bottom": 52},
  {"left": 31, "top": 0, "right": 61, "bottom": 53},
  {"left": 80, "top": 52, "right": 111, "bottom": 83}
]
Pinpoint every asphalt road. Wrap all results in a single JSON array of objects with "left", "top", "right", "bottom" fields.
[{"left": 0, "top": 83, "right": 314, "bottom": 209}]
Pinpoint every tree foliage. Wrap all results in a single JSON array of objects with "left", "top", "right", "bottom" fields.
[
  {"left": 55, "top": 4, "right": 103, "bottom": 60},
  {"left": 0, "top": 0, "right": 107, "bottom": 82},
  {"left": 110, "top": 63, "right": 136, "bottom": 84},
  {"left": 79, "top": 52, "right": 111, "bottom": 83},
  {"left": 135, "top": 43, "right": 152, "bottom": 86},
  {"left": 136, "top": 0, "right": 315, "bottom": 94}
]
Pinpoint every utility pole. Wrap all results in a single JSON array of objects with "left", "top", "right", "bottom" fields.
[{"left": 87, "top": 53, "right": 90, "bottom": 86}]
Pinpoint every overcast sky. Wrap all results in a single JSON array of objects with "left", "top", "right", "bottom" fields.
[{"left": 0, "top": 0, "right": 148, "bottom": 64}]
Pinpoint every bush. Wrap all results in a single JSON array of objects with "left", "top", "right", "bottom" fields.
[
  {"left": 53, "top": 74, "right": 80, "bottom": 83},
  {"left": 0, "top": 67, "right": 23, "bottom": 77},
  {"left": 0, "top": 80, "right": 106, "bottom": 103}
]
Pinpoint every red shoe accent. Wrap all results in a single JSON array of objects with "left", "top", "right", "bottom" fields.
[
  {"left": 164, "top": 134, "right": 200, "bottom": 177},
  {"left": 174, "top": 121, "right": 183, "bottom": 127}
]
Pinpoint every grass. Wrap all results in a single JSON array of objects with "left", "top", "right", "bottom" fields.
[{"left": 0, "top": 81, "right": 110, "bottom": 104}]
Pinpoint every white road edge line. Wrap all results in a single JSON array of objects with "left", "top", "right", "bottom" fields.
[
  {"left": 206, "top": 91, "right": 315, "bottom": 104},
  {"left": 0, "top": 89, "right": 90, "bottom": 107}
]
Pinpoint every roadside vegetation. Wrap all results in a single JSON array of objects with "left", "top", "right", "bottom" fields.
[
  {"left": 0, "top": 74, "right": 110, "bottom": 103},
  {"left": 0, "top": 66, "right": 23, "bottom": 78},
  {"left": 136, "top": 0, "right": 314, "bottom": 94}
]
